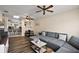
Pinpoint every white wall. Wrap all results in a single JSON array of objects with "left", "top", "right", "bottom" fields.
[
  {"left": 0, "top": 14, "right": 2, "bottom": 22},
  {"left": 4, "top": 17, "right": 8, "bottom": 31},
  {"left": 21, "top": 19, "right": 25, "bottom": 36},
  {"left": 34, "top": 8, "right": 79, "bottom": 37},
  {"left": 0, "top": 14, "right": 4, "bottom": 28},
  {"left": 0, "top": 14, "right": 8, "bottom": 31}
]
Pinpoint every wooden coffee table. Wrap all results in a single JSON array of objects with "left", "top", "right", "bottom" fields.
[
  {"left": 31, "top": 40, "right": 54, "bottom": 53},
  {"left": 31, "top": 40, "right": 47, "bottom": 53}
]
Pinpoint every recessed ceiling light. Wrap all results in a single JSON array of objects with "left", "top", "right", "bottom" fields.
[{"left": 13, "top": 15, "right": 20, "bottom": 19}]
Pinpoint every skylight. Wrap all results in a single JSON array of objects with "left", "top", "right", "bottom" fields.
[{"left": 13, "top": 15, "right": 20, "bottom": 19}]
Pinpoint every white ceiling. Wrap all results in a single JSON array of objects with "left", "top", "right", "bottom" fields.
[{"left": 0, "top": 5, "right": 79, "bottom": 19}]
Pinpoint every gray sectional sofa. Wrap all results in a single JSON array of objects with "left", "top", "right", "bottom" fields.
[
  {"left": 30, "top": 31, "right": 79, "bottom": 53},
  {"left": 56, "top": 36, "right": 79, "bottom": 53}
]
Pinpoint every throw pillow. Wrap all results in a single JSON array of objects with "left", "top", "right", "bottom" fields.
[
  {"left": 59, "top": 34, "right": 67, "bottom": 41},
  {"left": 42, "top": 32, "right": 46, "bottom": 36}
]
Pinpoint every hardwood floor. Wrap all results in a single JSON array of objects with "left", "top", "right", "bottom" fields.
[{"left": 8, "top": 36, "right": 34, "bottom": 53}]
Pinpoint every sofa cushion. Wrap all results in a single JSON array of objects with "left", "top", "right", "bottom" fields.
[
  {"left": 56, "top": 42, "right": 79, "bottom": 53},
  {"left": 39, "top": 35, "right": 56, "bottom": 42},
  {"left": 45, "top": 39, "right": 65, "bottom": 51},
  {"left": 68, "top": 36, "right": 79, "bottom": 50},
  {"left": 48, "top": 39, "right": 65, "bottom": 47},
  {"left": 56, "top": 46, "right": 79, "bottom": 53},
  {"left": 63, "top": 43, "right": 79, "bottom": 51},
  {"left": 46, "top": 32, "right": 59, "bottom": 39},
  {"left": 47, "top": 42, "right": 60, "bottom": 51}
]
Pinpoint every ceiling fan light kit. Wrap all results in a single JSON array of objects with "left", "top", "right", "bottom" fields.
[
  {"left": 25, "top": 16, "right": 34, "bottom": 20},
  {"left": 36, "top": 5, "right": 54, "bottom": 15}
]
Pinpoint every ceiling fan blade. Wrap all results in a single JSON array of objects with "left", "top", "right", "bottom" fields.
[
  {"left": 43, "top": 10, "right": 45, "bottom": 15},
  {"left": 37, "top": 5, "right": 43, "bottom": 9},
  {"left": 3, "top": 10, "right": 8, "bottom": 13},
  {"left": 46, "top": 10, "right": 53, "bottom": 12},
  {"left": 36, "top": 10, "right": 42, "bottom": 13},
  {"left": 43, "top": 5, "right": 46, "bottom": 9},
  {"left": 45, "top": 5, "right": 53, "bottom": 9}
]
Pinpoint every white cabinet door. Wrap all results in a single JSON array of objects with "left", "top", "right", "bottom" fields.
[
  {"left": 4, "top": 38, "right": 9, "bottom": 53},
  {"left": 0, "top": 44, "right": 5, "bottom": 53}
]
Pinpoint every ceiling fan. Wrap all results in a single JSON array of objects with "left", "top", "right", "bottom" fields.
[
  {"left": 21, "top": 16, "right": 34, "bottom": 20},
  {"left": 36, "top": 5, "right": 54, "bottom": 15},
  {"left": 25, "top": 16, "right": 34, "bottom": 20},
  {"left": 2, "top": 10, "right": 8, "bottom": 16}
]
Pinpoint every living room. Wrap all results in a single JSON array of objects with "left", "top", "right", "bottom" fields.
[
  {"left": 0, "top": 5, "right": 79, "bottom": 53},
  {"left": 0, "top": 0, "right": 79, "bottom": 59},
  {"left": 34, "top": 6, "right": 79, "bottom": 38},
  {"left": 32, "top": 6, "right": 79, "bottom": 53}
]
